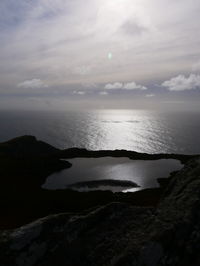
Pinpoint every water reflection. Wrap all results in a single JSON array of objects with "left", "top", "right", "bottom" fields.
[
  {"left": 1, "top": 109, "right": 200, "bottom": 154},
  {"left": 43, "top": 157, "right": 183, "bottom": 192},
  {"left": 83, "top": 110, "right": 173, "bottom": 153}
]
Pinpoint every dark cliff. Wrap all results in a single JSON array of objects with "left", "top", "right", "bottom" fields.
[{"left": 1, "top": 157, "right": 200, "bottom": 266}]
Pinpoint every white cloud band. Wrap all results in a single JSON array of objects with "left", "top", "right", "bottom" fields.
[
  {"left": 162, "top": 74, "right": 200, "bottom": 91},
  {"left": 104, "top": 81, "right": 147, "bottom": 90},
  {"left": 17, "top": 79, "right": 48, "bottom": 89}
]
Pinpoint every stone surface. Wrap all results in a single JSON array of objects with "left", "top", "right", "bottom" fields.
[{"left": 1, "top": 157, "right": 200, "bottom": 265}]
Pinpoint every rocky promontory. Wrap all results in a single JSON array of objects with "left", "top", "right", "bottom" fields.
[
  {"left": 0, "top": 136, "right": 200, "bottom": 265},
  {"left": 0, "top": 135, "right": 59, "bottom": 158}
]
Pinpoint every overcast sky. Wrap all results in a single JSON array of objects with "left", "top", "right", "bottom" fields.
[{"left": 0, "top": 0, "right": 200, "bottom": 110}]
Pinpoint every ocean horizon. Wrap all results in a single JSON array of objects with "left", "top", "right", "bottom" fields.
[{"left": 0, "top": 109, "right": 199, "bottom": 155}]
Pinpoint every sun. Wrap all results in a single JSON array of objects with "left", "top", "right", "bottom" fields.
[{"left": 96, "top": 0, "right": 133, "bottom": 32}]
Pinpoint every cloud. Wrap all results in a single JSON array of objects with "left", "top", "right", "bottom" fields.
[
  {"left": 1, "top": 0, "right": 200, "bottom": 99},
  {"left": 104, "top": 81, "right": 147, "bottom": 90},
  {"left": 99, "top": 91, "right": 108, "bottom": 95},
  {"left": 17, "top": 79, "right": 48, "bottom": 89},
  {"left": 162, "top": 74, "right": 200, "bottom": 91},
  {"left": 123, "top": 82, "right": 147, "bottom": 90},
  {"left": 104, "top": 82, "right": 123, "bottom": 90},
  {"left": 121, "top": 20, "right": 148, "bottom": 36},
  {"left": 145, "top": 94, "right": 155, "bottom": 97},
  {"left": 72, "top": 90, "right": 86, "bottom": 95}
]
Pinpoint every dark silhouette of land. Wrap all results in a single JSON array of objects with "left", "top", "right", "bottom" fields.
[{"left": 0, "top": 136, "right": 197, "bottom": 229}]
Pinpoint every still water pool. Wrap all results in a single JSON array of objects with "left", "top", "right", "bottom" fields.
[{"left": 42, "top": 157, "right": 183, "bottom": 192}]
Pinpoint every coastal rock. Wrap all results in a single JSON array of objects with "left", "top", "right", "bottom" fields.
[
  {"left": 1, "top": 157, "right": 200, "bottom": 265},
  {"left": 0, "top": 135, "right": 59, "bottom": 158},
  {"left": 0, "top": 135, "right": 195, "bottom": 162},
  {"left": 59, "top": 147, "right": 194, "bottom": 163}
]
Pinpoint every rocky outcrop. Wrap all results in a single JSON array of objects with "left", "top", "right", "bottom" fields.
[
  {"left": 0, "top": 135, "right": 195, "bottom": 162},
  {"left": 60, "top": 147, "right": 194, "bottom": 164},
  {"left": 0, "top": 135, "right": 59, "bottom": 158},
  {"left": 1, "top": 157, "right": 200, "bottom": 266}
]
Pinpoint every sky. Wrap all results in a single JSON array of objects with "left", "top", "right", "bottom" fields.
[{"left": 0, "top": 0, "right": 200, "bottom": 110}]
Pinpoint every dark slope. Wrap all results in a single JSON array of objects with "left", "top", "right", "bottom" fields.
[{"left": 1, "top": 157, "right": 200, "bottom": 266}]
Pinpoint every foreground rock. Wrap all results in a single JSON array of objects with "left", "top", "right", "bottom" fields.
[{"left": 1, "top": 157, "right": 200, "bottom": 266}]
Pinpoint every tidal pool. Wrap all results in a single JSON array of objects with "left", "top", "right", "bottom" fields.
[{"left": 42, "top": 157, "right": 183, "bottom": 192}]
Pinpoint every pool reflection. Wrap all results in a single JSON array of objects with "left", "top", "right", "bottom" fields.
[{"left": 43, "top": 157, "right": 183, "bottom": 192}]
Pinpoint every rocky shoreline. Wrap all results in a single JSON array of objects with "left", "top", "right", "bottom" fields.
[
  {"left": 59, "top": 147, "right": 193, "bottom": 164},
  {"left": 0, "top": 136, "right": 200, "bottom": 265},
  {"left": 0, "top": 135, "right": 194, "bottom": 229}
]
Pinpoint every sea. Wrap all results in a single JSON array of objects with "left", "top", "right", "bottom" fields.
[{"left": 0, "top": 109, "right": 200, "bottom": 154}]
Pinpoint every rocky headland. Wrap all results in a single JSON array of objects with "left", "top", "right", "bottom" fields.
[{"left": 0, "top": 136, "right": 200, "bottom": 265}]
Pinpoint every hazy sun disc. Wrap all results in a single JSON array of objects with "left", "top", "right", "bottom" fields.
[{"left": 108, "top": 52, "right": 113, "bottom": 60}]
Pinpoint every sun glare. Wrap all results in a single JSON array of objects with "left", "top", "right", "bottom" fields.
[{"left": 97, "top": 0, "right": 133, "bottom": 32}]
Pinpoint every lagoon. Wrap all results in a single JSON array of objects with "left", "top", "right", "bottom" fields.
[{"left": 42, "top": 157, "right": 183, "bottom": 192}]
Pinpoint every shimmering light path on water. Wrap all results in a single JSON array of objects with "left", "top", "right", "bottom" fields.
[{"left": 0, "top": 109, "right": 200, "bottom": 154}]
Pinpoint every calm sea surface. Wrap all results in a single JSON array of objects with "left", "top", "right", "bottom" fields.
[{"left": 0, "top": 109, "right": 199, "bottom": 154}]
